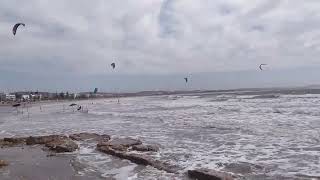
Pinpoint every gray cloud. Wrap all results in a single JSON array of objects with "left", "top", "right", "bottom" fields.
[{"left": 1, "top": 0, "right": 320, "bottom": 91}]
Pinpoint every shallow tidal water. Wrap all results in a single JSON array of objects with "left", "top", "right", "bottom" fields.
[{"left": 0, "top": 91, "right": 319, "bottom": 179}]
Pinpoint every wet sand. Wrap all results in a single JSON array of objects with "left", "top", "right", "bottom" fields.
[{"left": 0, "top": 146, "right": 97, "bottom": 180}]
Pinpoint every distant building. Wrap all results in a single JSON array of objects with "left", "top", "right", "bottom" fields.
[
  {"left": 0, "top": 93, "right": 5, "bottom": 102},
  {"left": 30, "top": 94, "right": 42, "bottom": 101},
  {"left": 21, "top": 95, "right": 30, "bottom": 101},
  {"left": 6, "top": 94, "right": 16, "bottom": 101}
]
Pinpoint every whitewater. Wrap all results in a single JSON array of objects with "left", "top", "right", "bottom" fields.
[{"left": 0, "top": 90, "right": 319, "bottom": 179}]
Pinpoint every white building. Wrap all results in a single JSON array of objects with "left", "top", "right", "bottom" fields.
[
  {"left": 22, "top": 95, "right": 30, "bottom": 101},
  {"left": 6, "top": 94, "right": 16, "bottom": 101},
  {"left": 30, "top": 94, "right": 42, "bottom": 100}
]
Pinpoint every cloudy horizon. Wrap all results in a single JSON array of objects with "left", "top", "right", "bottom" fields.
[{"left": 1, "top": 0, "right": 320, "bottom": 92}]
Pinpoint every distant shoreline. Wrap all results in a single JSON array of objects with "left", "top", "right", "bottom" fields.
[
  {"left": 2, "top": 87, "right": 320, "bottom": 108},
  {"left": 0, "top": 99, "right": 79, "bottom": 107}
]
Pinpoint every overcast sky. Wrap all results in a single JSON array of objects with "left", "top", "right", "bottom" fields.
[{"left": 1, "top": 0, "right": 320, "bottom": 92}]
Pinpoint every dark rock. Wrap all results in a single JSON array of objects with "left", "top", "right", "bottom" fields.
[
  {"left": 122, "top": 153, "right": 178, "bottom": 173},
  {"left": 97, "top": 137, "right": 142, "bottom": 151},
  {"left": 97, "top": 145, "right": 178, "bottom": 173},
  {"left": 188, "top": 169, "right": 235, "bottom": 180},
  {"left": 3, "top": 137, "right": 26, "bottom": 144},
  {"left": 0, "top": 160, "right": 9, "bottom": 167},
  {"left": 0, "top": 140, "right": 15, "bottom": 148},
  {"left": 132, "top": 144, "right": 159, "bottom": 152},
  {"left": 69, "top": 133, "right": 110, "bottom": 142},
  {"left": 26, "top": 135, "right": 68, "bottom": 145},
  {"left": 107, "top": 138, "right": 142, "bottom": 147},
  {"left": 0, "top": 139, "right": 10, "bottom": 147},
  {"left": 0, "top": 137, "right": 27, "bottom": 147},
  {"left": 45, "top": 139, "right": 78, "bottom": 153},
  {"left": 97, "top": 141, "right": 126, "bottom": 151},
  {"left": 96, "top": 137, "right": 177, "bottom": 173},
  {"left": 97, "top": 145, "right": 123, "bottom": 156}
]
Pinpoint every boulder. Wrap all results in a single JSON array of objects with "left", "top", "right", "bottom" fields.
[
  {"left": 97, "top": 144, "right": 123, "bottom": 156},
  {"left": 97, "top": 142, "right": 127, "bottom": 151},
  {"left": 45, "top": 139, "right": 79, "bottom": 153},
  {"left": 97, "top": 137, "right": 142, "bottom": 151},
  {"left": 26, "top": 135, "right": 68, "bottom": 145},
  {"left": 0, "top": 140, "right": 11, "bottom": 148},
  {"left": 107, "top": 138, "right": 142, "bottom": 147},
  {"left": 188, "top": 169, "right": 235, "bottom": 180},
  {"left": 3, "top": 137, "right": 26, "bottom": 144},
  {"left": 132, "top": 144, "right": 159, "bottom": 152},
  {"left": 0, "top": 160, "right": 9, "bottom": 167},
  {"left": 0, "top": 137, "right": 27, "bottom": 147},
  {"left": 69, "top": 133, "right": 110, "bottom": 142}
]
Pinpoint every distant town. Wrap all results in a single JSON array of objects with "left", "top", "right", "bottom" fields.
[
  {"left": 0, "top": 91, "right": 100, "bottom": 104},
  {"left": 0, "top": 90, "right": 185, "bottom": 104},
  {"left": 2, "top": 86, "right": 320, "bottom": 105},
  {"left": 0, "top": 89, "right": 211, "bottom": 105}
]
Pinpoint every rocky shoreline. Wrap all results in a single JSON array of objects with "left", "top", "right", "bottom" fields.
[
  {"left": 0, "top": 132, "right": 237, "bottom": 180},
  {"left": 0, "top": 133, "right": 317, "bottom": 180}
]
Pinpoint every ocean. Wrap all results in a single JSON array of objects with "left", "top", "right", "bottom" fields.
[{"left": 0, "top": 89, "right": 319, "bottom": 179}]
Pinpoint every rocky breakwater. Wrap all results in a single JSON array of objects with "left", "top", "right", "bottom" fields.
[
  {"left": 0, "top": 133, "right": 267, "bottom": 179},
  {"left": 0, "top": 133, "right": 112, "bottom": 153},
  {"left": 26, "top": 135, "right": 78, "bottom": 153},
  {"left": 0, "top": 133, "right": 112, "bottom": 170},
  {"left": 97, "top": 137, "right": 179, "bottom": 173},
  {"left": 0, "top": 135, "right": 79, "bottom": 153},
  {"left": 69, "top": 132, "right": 110, "bottom": 142},
  {"left": 0, "top": 137, "right": 27, "bottom": 147}
]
